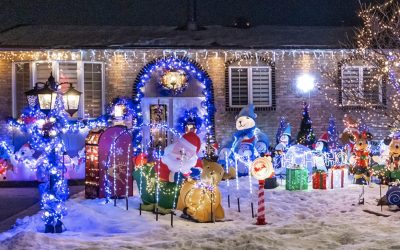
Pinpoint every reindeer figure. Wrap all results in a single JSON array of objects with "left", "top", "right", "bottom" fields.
[{"left": 350, "top": 131, "right": 373, "bottom": 185}]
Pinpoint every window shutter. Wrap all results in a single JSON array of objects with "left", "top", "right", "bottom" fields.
[
  {"left": 230, "top": 67, "right": 248, "bottom": 106},
  {"left": 251, "top": 67, "right": 271, "bottom": 106},
  {"left": 59, "top": 62, "right": 78, "bottom": 92},
  {"left": 363, "top": 67, "right": 381, "bottom": 104},
  {"left": 15, "top": 63, "right": 31, "bottom": 116},
  {"left": 341, "top": 67, "right": 362, "bottom": 105},
  {"left": 84, "top": 63, "right": 103, "bottom": 117},
  {"left": 36, "top": 62, "right": 52, "bottom": 82}
]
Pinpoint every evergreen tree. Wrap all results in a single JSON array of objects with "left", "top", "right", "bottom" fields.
[
  {"left": 296, "top": 102, "right": 316, "bottom": 148},
  {"left": 275, "top": 116, "right": 288, "bottom": 145},
  {"left": 327, "top": 114, "right": 339, "bottom": 150}
]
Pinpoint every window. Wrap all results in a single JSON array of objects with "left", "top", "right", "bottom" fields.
[
  {"left": 12, "top": 61, "right": 104, "bottom": 118},
  {"left": 84, "top": 63, "right": 103, "bottom": 118},
  {"left": 228, "top": 66, "right": 272, "bottom": 108},
  {"left": 14, "top": 63, "right": 31, "bottom": 117},
  {"left": 341, "top": 65, "right": 383, "bottom": 106}
]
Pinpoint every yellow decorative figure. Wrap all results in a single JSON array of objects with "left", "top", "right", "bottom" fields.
[{"left": 177, "top": 160, "right": 225, "bottom": 222}]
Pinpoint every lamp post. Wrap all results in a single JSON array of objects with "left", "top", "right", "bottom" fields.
[{"left": 24, "top": 73, "right": 81, "bottom": 233}]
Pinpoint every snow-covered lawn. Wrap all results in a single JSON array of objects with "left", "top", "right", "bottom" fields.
[{"left": 1, "top": 177, "right": 400, "bottom": 250}]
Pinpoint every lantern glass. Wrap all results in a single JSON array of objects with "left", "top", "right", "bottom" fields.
[
  {"left": 37, "top": 85, "right": 57, "bottom": 114},
  {"left": 25, "top": 87, "right": 39, "bottom": 109},
  {"left": 114, "top": 105, "right": 125, "bottom": 119},
  {"left": 62, "top": 83, "right": 81, "bottom": 117}
]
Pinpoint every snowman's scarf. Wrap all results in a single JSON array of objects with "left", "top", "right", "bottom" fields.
[{"left": 232, "top": 127, "right": 255, "bottom": 149}]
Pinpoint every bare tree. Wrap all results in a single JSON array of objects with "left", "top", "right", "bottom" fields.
[{"left": 321, "top": 0, "right": 400, "bottom": 131}]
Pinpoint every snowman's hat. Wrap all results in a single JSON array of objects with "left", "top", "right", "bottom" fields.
[
  {"left": 237, "top": 104, "right": 257, "bottom": 119},
  {"left": 283, "top": 124, "right": 291, "bottom": 137}
]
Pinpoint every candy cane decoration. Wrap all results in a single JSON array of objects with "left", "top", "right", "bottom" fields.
[
  {"left": 250, "top": 157, "right": 274, "bottom": 226},
  {"left": 257, "top": 180, "right": 266, "bottom": 225}
]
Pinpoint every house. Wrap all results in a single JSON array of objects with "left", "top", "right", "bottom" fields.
[{"left": 0, "top": 2, "right": 394, "bottom": 181}]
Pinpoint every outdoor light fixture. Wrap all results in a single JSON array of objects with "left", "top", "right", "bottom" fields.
[
  {"left": 296, "top": 74, "right": 315, "bottom": 93},
  {"left": 25, "top": 73, "right": 81, "bottom": 117},
  {"left": 114, "top": 104, "right": 126, "bottom": 119},
  {"left": 62, "top": 83, "right": 82, "bottom": 117},
  {"left": 37, "top": 81, "right": 57, "bottom": 115},
  {"left": 160, "top": 69, "right": 188, "bottom": 94},
  {"left": 25, "top": 85, "right": 40, "bottom": 109}
]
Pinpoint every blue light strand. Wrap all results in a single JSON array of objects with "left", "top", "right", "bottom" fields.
[{"left": 132, "top": 56, "right": 216, "bottom": 156}]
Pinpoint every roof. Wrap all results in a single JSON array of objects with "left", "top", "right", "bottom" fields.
[{"left": 0, "top": 25, "right": 356, "bottom": 49}]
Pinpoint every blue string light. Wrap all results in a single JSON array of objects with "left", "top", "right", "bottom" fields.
[{"left": 132, "top": 56, "right": 216, "bottom": 155}]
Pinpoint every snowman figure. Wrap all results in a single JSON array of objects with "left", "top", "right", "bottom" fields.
[
  {"left": 273, "top": 125, "right": 291, "bottom": 177},
  {"left": 313, "top": 132, "right": 329, "bottom": 172}
]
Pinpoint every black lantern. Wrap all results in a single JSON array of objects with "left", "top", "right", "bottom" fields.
[
  {"left": 25, "top": 85, "right": 40, "bottom": 109},
  {"left": 62, "top": 83, "right": 81, "bottom": 117},
  {"left": 24, "top": 73, "right": 82, "bottom": 117},
  {"left": 37, "top": 82, "right": 57, "bottom": 115}
]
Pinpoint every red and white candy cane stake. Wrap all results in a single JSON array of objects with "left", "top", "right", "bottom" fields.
[
  {"left": 250, "top": 157, "right": 273, "bottom": 226},
  {"left": 256, "top": 179, "right": 266, "bottom": 225}
]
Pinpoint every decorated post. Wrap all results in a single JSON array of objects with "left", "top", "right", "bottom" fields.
[{"left": 250, "top": 156, "right": 274, "bottom": 225}]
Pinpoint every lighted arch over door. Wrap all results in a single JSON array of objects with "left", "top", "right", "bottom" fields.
[{"left": 132, "top": 56, "right": 216, "bottom": 155}]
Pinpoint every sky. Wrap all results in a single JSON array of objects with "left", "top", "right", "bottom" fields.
[{"left": 0, "top": 0, "right": 381, "bottom": 31}]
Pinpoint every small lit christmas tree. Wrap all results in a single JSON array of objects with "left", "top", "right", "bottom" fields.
[
  {"left": 275, "top": 116, "right": 288, "bottom": 145},
  {"left": 296, "top": 102, "right": 316, "bottom": 148},
  {"left": 327, "top": 114, "right": 339, "bottom": 150},
  {"left": 358, "top": 115, "right": 369, "bottom": 133}
]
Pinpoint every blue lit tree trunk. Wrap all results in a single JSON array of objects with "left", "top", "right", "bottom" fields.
[
  {"left": 296, "top": 102, "right": 316, "bottom": 149},
  {"left": 36, "top": 96, "right": 69, "bottom": 233}
]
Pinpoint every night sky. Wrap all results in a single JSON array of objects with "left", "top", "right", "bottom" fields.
[{"left": 0, "top": 0, "right": 381, "bottom": 31}]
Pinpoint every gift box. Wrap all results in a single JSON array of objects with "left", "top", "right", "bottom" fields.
[
  {"left": 264, "top": 176, "right": 278, "bottom": 189},
  {"left": 327, "top": 166, "right": 348, "bottom": 189},
  {"left": 285, "top": 168, "right": 308, "bottom": 191},
  {"left": 390, "top": 170, "right": 400, "bottom": 181},
  {"left": 312, "top": 170, "right": 327, "bottom": 189}
]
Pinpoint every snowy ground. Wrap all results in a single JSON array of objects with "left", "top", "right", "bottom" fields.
[{"left": 1, "top": 177, "right": 400, "bottom": 250}]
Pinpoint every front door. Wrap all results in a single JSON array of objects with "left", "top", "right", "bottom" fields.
[{"left": 141, "top": 97, "right": 206, "bottom": 151}]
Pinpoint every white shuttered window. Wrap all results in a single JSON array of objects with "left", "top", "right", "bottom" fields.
[
  {"left": 229, "top": 66, "right": 272, "bottom": 108},
  {"left": 341, "top": 66, "right": 382, "bottom": 106}
]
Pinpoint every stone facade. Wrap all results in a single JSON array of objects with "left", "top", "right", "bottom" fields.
[{"left": 0, "top": 49, "right": 393, "bottom": 148}]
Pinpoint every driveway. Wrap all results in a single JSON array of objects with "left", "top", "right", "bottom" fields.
[{"left": 0, "top": 185, "right": 84, "bottom": 232}]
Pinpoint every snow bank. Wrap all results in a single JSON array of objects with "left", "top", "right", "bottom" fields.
[{"left": 1, "top": 177, "right": 400, "bottom": 250}]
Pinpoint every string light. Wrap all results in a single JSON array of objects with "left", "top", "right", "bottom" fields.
[{"left": 320, "top": 0, "right": 400, "bottom": 136}]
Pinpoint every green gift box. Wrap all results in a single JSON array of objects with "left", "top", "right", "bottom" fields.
[
  {"left": 286, "top": 168, "right": 308, "bottom": 191},
  {"left": 390, "top": 170, "right": 400, "bottom": 181}
]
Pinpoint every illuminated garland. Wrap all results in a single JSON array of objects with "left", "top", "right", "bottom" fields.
[
  {"left": 176, "top": 107, "right": 203, "bottom": 134},
  {"left": 132, "top": 56, "right": 216, "bottom": 155}
]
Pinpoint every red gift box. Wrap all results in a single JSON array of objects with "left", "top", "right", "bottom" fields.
[{"left": 312, "top": 171, "right": 327, "bottom": 189}]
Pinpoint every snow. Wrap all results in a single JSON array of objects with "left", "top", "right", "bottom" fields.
[{"left": 1, "top": 177, "right": 400, "bottom": 250}]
